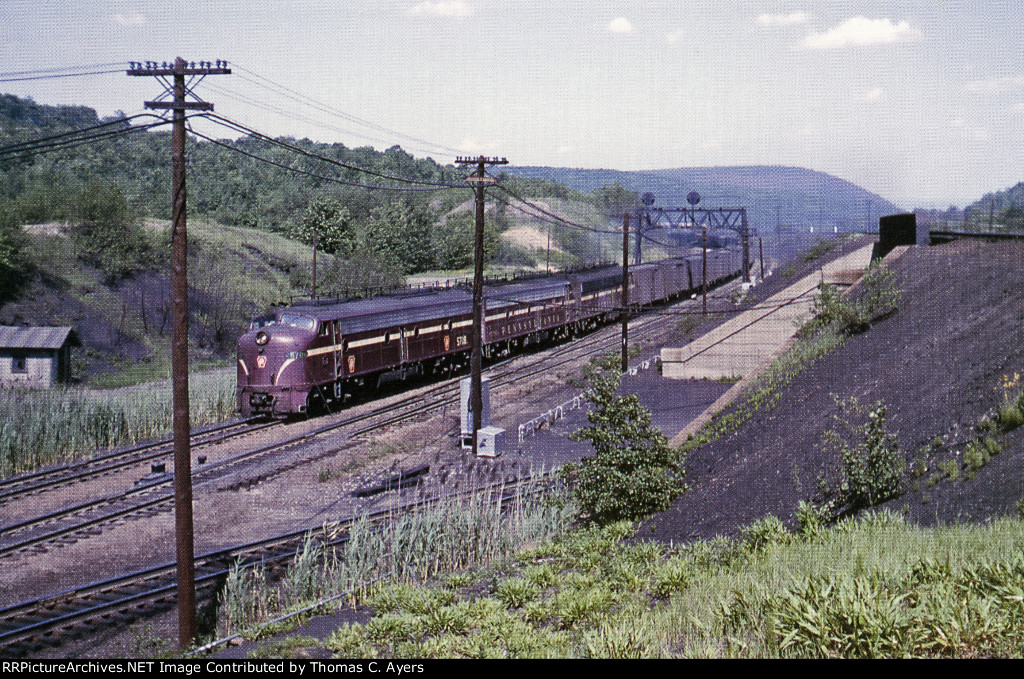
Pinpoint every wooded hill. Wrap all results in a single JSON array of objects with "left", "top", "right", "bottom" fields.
[{"left": 0, "top": 94, "right": 618, "bottom": 384}]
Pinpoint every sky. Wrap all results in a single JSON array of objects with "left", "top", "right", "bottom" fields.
[{"left": 1, "top": 1, "right": 1022, "bottom": 209}]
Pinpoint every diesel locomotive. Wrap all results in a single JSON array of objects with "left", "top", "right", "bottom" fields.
[{"left": 236, "top": 249, "right": 742, "bottom": 417}]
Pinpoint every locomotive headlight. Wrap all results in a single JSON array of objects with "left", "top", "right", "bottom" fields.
[{"left": 255, "top": 331, "right": 270, "bottom": 346}]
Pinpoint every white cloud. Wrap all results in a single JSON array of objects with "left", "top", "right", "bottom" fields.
[
  {"left": 607, "top": 17, "right": 633, "bottom": 34},
  {"left": 966, "top": 76, "right": 1024, "bottom": 93},
  {"left": 666, "top": 29, "right": 686, "bottom": 44},
  {"left": 801, "top": 17, "right": 923, "bottom": 50},
  {"left": 757, "top": 11, "right": 810, "bottom": 27},
  {"left": 112, "top": 13, "right": 146, "bottom": 27},
  {"left": 863, "top": 87, "right": 884, "bottom": 102},
  {"left": 407, "top": 2, "right": 472, "bottom": 17}
]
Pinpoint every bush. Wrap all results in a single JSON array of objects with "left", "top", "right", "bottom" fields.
[
  {"left": 812, "top": 263, "right": 901, "bottom": 334},
  {"left": 822, "top": 397, "right": 905, "bottom": 512},
  {"left": 560, "top": 356, "right": 686, "bottom": 524}
]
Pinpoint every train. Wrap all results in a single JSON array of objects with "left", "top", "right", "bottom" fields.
[{"left": 236, "top": 248, "right": 744, "bottom": 417}]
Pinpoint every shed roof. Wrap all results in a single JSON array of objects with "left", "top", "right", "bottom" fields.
[{"left": 0, "top": 326, "right": 79, "bottom": 350}]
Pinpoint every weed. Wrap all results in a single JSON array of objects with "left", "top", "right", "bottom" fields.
[
  {"left": 794, "top": 501, "right": 828, "bottom": 538},
  {"left": 494, "top": 577, "right": 540, "bottom": 609},
  {"left": 821, "top": 396, "right": 905, "bottom": 512},
  {"left": 742, "top": 515, "right": 791, "bottom": 552},
  {"left": 938, "top": 459, "right": 960, "bottom": 482},
  {"left": 811, "top": 263, "right": 901, "bottom": 335},
  {"left": 128, "top": 622, "right": 175, "bottom": 658},
  {"left": 997, "top": 405, "right": 1024, "bottom": 432}
]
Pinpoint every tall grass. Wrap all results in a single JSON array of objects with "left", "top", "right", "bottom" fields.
[
  {"left": 218, "top": 476, "right": 575, "bottom": 637},
  {"left": 249, "top": 511, "right": 1024, "bottom": 659},
  {"left": 0, "top": 370, "right": 237, "bottom": 477}
]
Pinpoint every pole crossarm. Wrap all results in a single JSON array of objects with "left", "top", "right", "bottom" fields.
[{"left": 128, "top": 60, "right": 231, "bottom": 113}]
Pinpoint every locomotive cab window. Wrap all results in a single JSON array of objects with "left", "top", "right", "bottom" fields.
[{"left": 278, "top": 313, "right": 316, "bottom": 332}]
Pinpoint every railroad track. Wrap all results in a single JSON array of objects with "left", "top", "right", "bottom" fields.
[
  {"left": 0, "top": 281, "right": 741, "bottom": 562},
  {"left": 0, "top": 417, "right": 274, "bottom": 507},
  {"left": 0, "top": 472, "right": 554, "bottom": 657}
]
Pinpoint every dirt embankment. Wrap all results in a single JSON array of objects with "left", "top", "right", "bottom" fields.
[{"left": 647, "top": 239, "right": 1024, "bottom": 543}]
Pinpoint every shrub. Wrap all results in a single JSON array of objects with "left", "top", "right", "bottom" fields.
[
  {"left": 742, "top": 515, "right": 791, "bottom": 552},
  {"left": 812, "top": 263, "right": 901, "bottom": 334},
  {"left": 822, "top": 397, "right": 905, "bottom": 512},
  {"left": 998, "top": 405, "right": 1024, "bottom": 432},
  {"left": 560, "top": 356, "right": 686, "bottom": 524}
]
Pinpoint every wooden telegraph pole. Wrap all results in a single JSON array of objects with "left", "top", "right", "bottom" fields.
[
  {"left": 455, "top": 156, "right": 507, "bottom": 455},
  {"left": 621, "top": 213, "right": 630, "bottom": 373},
  {"left": 128, "top": 57, "right": 230, "bottom": 648}
]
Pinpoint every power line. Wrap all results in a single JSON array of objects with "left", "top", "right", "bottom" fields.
[
  {"left": 229, "top": 63, "right": 462, "bottom": 157},
  {"left": 199, "top": 82, "right": 444, "bottom": 156},
  {"left": 0, "top": 69, "right": 125, "bottom": 83},
  {"left": 0, "top": 113, "right": 160, "bottom": 153},
  {"left": 185, "top": 123, "right": 456, "bottom": 193},
  {"left": 200, "top": 113, "right": 462, "bottom": 189},
  {"left": 201, "top": 82, "right": 456, "bottom": 160},
  {"left": 0, "top": 118, "right": 172, "bottom": 161},
  {"left": 493, "top": 183, "right": 621, "bottom": 235}
]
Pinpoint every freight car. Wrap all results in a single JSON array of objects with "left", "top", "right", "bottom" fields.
[{"left": 236, "top": 249, "right": 742, "bottom": 417}]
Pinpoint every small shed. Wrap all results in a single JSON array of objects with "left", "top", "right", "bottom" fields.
[{"left": 0, "top": 326, "right": 80, "bottom": 389}]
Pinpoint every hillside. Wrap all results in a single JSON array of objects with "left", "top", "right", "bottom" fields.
[
  {"left": 647, "top": 238, "right": 1024, "bottom": 543},
  {"left": 0, "top": 219, "right": 322, "bottom": 384},
  {"left": 506, "top": 165, "right": 901, "bottom": 245}
]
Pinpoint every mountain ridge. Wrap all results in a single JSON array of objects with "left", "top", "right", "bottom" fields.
[{"left": 505, "top": 164, "right": 902, "bottom": 238}]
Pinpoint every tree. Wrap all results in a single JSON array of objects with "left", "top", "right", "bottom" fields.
[
  {"left": 67, "top": 181, "right": 154, "bottom": 282},
  {"left": 1003, "top": 204, "right": 1024, "bottom": 230},
  {"left": 591, "top": 183, "right": 639, "bottom": 214},
  {"left": 322, "top": 248, "right": 404, "bottom": 295},
  {"left": 363, "top": 200, "right": 435, "bottom": 274},
  {"left": 560, "top": 356, "right": 686, "bottom": 523},
  {"left": 431, "top": 210, "right": 500, "bottom": 271},
  {"left": 0, "top": 205, "right": 28, "bottom": 301},
  {"left": 294, "top": 196, "right": 355, "bottom": 257}
]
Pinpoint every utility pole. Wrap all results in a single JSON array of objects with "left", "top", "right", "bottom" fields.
[
  {"left": 621, "top": 213, "right": 630, "bottom": 373},
  {"left": 128, "top": 57, "right": 229, "bottom": 649},
  {"left": 702, "top": 223, "right": 708, "bottom": 315},
  {"left": 455, "top": 156, "right": 507, "bottom": 455}
]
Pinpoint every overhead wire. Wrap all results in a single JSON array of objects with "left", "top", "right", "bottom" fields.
[
  {"left": 0, "top": 113, "right": 161, "bottom": 154},
  {"left": 200, "top": 113, "right": 463, "bottom": 189},
  {"left": 229, "top": 63, "right": 462, "bottom": 158},
  {"left": 0, "top": 116, "right": 173, "bottom": 161},
  {"left": 0, "top": 62, "right": 127, "bottom": 83},
  {"left": 202, "top": 82, "right": 453, "bottom": 161},
  {"left": 491, "top": 183, "right": 621, "bottom": 236},
  {"left": 201, "top": 83, "right": 429, "bottom": 153},
  {"left": 185, "top": 122, "right": 457, "bottom": 194}
]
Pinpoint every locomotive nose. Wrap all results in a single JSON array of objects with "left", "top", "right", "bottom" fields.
[{"left": 255, "top": 330, "right": 270, "bottom": 346}]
